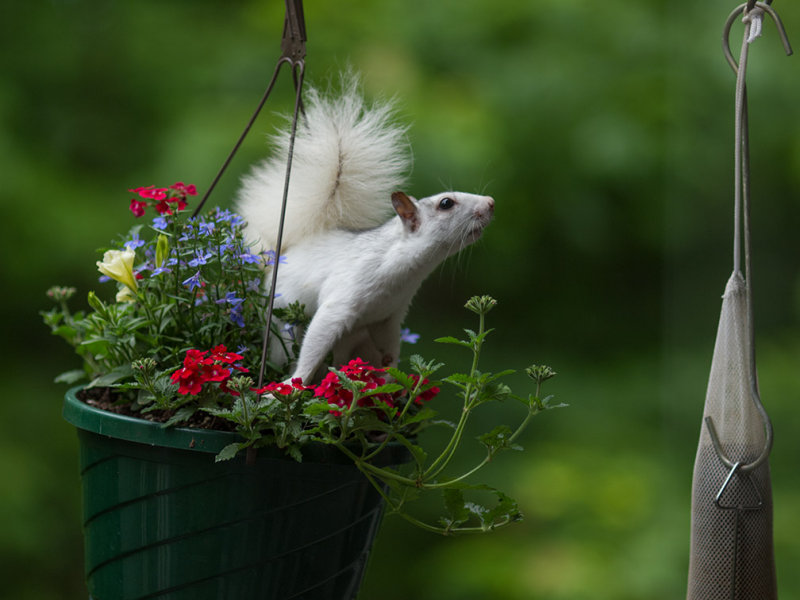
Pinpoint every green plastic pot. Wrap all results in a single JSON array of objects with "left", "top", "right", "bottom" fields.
[{"left": 63, "top": 387, "right": 406, "bottom": 600}]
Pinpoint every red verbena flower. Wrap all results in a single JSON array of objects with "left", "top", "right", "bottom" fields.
[
  {"left": 209, "top": 344, "right": 245, "bottom": 365},
  {"left": 407, "top": 374, "right": 440, "bottom": 404},
  {"left": 170, "top": 345, "right": 246, "bottom": 396},
  {"left": 313, "top": 358, "right": 396, "bottom": 416}
]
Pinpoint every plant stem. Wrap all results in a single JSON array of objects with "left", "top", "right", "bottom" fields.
[
  {"left": 425, "top": 406, "right": 538, "bottom": 490},
  {"left": 423, "top": 310, "right": 486, "bottom": 480}
]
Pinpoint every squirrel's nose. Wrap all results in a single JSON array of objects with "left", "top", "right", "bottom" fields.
[{"left": 485, "top": 196, "right": 495, "bottom": 214}]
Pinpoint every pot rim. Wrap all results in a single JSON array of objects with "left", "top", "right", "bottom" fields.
[{"left": 63, "top": 386, "right": 410, "bottom": 465}]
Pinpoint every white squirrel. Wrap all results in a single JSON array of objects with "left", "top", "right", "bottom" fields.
[{"left": 236, "top": 78, "right": 494, "bottom": 383}]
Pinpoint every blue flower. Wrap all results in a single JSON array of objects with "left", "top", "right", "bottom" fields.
[
  {"left": 262, "top": 250, "right": 287, "bottom": 266},
  {"left": 151, "top": 266, "right": 171, "bottom": 277},
  {"left": 239, "top": 249, "right": 261, "bottom": 264},
  {"left": 229, "top": 304, "right": 245, "bottom": 328},
  {"left": 400, "top": 328, "right": 420, "bottom": 344},
  {"left": 198, "top": 220, "right": 215, "bottom": 236},
  {"left": 152, "top": 216, "right": 168, "bottom": 230},
  {"left": 124, "top": 232, "right": 145, "bottom": 250},
  {"left": 215, "top": 291, "right": 244, "bottom": 307},
  {"left": 188, "top": 249, "right": 214, "bottom": 268},
  {"left": 182, "top": 271, "right": 203, "bottom": 290},
  {"left": 282, "top": 322, "right": 296, "bottom": 341},
  {"left": 215, "top": 208, "right": 244, "bottom": 227}
]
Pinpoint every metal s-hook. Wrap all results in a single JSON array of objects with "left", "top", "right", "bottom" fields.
[{"left": 723, "top": 1, "right": 792, "bottom": 74}]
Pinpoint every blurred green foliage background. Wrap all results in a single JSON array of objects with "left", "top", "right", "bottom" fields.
[{"left": 3, "top": 0, "right": 800, "bottom": 598}]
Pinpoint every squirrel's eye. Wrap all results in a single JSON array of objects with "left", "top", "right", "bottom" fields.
[{"left": 438, "top": 197, "right": 455, "bottom": 210}]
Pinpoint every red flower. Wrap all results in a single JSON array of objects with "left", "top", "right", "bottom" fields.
[
  {"left": 407, "top": 374, "right": 440, "bottom": 404},
  {"left": 153, "top": 199, "right": 173, "bottom": 215},
  {"left": 170, "top": 345, "right": 244, "bottom": 396},
  {"left": 129, "top": 186, "right": 168, "bottom": 201},
  {"left": 126, "top": 183, "right": 195, "bottom": 217},
  {"left": 209, "top": 345, "right": 244, "bottom": 365},
  {"left": 129, "top": 199, "right": 148, "bottom": 217},
  {"left": 313, "top": 358, "right": 395, "bottom": 416},
  {"left": 252, "top": 377, "right": 313, "bottom": 398},
  {"left": 170, "top": 182, "right": 198, "bottom": 196}
]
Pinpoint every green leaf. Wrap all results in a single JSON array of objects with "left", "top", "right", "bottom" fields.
[
  {"left": 433, "top": 336, "right": 471, "bottom": 348},
  {"left": 482, "top": 489, "right": 523, "bottom": 529},
  {"left": 484, "top": 369, "right": 516, "bottom": 382},
  {"left": 478, "top": 425, "right": 523, "bottom": 456},
  {"left": 443, "top": 372, "right": 473, "bottom": 387},
  {"left": 163, "top": 406, "right": 195, "bottom": 428},
  {"left": 365, "top": 383, "right": 404, "bottom": 396},
  {"left": 52, "top": 324, "right": 78, "bottom": 342},
  {"left": 285, "top": 444, "right": 303, "bottom": 463},
  {"left": 54, "top": 369, "right": 87, "bottom": 385},
  {"left": 401, "top": 406, "right": 437, "bottom": 426},
  {"left": 408, "top": 354, "right": 443, "bottom": 376},
  {"left": 304, "top": 401, "right": 334, "bottom": 416},
  {"left": 215, "top": 442, "right": 244, "bottom": 462},
  {"left": 441, "top": 488, "right": 470, "bottom": 530},
  {"left": 385, "top": 367, "right": 412, "bottom": 389},
  {"left": 87, "top": 364, "right": 133, "bottom": 388}
]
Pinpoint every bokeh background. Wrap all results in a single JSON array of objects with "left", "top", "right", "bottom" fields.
[{"left": 3, "top": 1, "right": 800, "bottom": 598}]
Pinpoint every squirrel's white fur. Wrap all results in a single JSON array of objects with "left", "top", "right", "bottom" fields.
[
  {"left": 236, "top": 78, "right": 409, "bottom": 250},
  {"left": 236, "top": 78, "right": 494, "bottom": 383}
]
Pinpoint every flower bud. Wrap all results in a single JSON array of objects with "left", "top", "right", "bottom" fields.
[
  {"left": 155, "top": 234, "right": 169, "bottom": 269},
  {"left": 46, "top": 286, "right": 76, "bottom": 302},
  {"left": 525, "top": 365, "right": 557, "bottom": 385},
  {"left": 465, "top": 295, "right": 497, "bottom": 315},
  {"left": 87, "top": 291, "right": 105, "bottom": 313}
]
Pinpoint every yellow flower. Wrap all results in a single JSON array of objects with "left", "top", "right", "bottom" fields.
[
  {"left": 97, "top": 249, "right": 138, "bottom": 294},
  {"left": 116, "top": 286, "right": 137, "bottom": 303}
]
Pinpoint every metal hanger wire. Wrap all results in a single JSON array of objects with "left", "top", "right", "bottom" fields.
[{"left": 191, "top": 0, "right": 308, "bottom": 392}]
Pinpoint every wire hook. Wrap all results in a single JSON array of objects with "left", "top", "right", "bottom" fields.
[
  {"left": 704, "top": 0, "right": 792, "bottom": 475},
  {"left": 723, "top": 1, "right": 792, "bottom": 74}
]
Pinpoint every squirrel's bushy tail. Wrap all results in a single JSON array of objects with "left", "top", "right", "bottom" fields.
[{"left": 236, "top": 77, "right": 410, "bottom": 251}]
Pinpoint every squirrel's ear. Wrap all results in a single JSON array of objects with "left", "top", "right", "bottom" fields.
[{"left": 391, "top": 191, "right": 419, "bottom": 232}]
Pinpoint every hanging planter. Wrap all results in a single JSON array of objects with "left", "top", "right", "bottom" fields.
[
  {"left": 64, "top": 387, "right": 404, "bottom": 600},
  {"left": 44, "top": 185, "right": 559, "bottom": 595}
]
